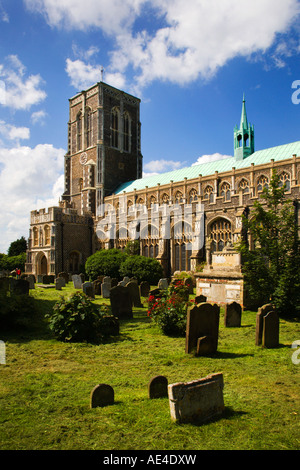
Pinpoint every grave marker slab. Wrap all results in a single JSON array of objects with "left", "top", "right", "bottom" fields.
[
  {"left": 90, "top": 384, "right": 114, "bottom": 408},
  {"left": 262, "top": 311, "right": 279, "bottom": 348},
  {"left": 255, "top": 303, "right": 274, "bottom": 346},
  {"left": 148, "top": 375, "right": 168, "bottom": 399},
  {"left": 83, "top": 281, "right": 95, "bottom": 298},
  {"left": 72, "top": 274, "right": 82, "bottom": 289},
  {"left": 185, "top": 303, "right": 220, "bottom": 355},
  {"left": 168, "top": 373, "right": 224, "bottom": 424},
  {"left": 110, "top": 285, "right": 133, "bottom": 318},
  {"left": 224, "top": 301, "right": 242, "bottom": 327}
]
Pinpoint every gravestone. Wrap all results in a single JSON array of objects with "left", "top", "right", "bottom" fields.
[
  {"left": 72, "top": 274, "right": 83, "bottom": 289},
  {"left": 26, "top": 274, "right": 35, "bottom": 289},
  {"left": 83, "top": 281, "right": 95, "bottom": 299},
  {"left": 262, "top": 311, "right": 279, "bottom": 348},
  {"left": 93, "top": 279, "right": 102, "bottom": 295},
  {"left": 140, "top": 280, "right": 150, "bottom": 298},
  {"left": 185, "top": 302, "right": 220, "bottom": 355},
  {"left": 255, "top": 303, "right": 274, "bottom": 346},
  {"left": 168, "top": 373, "right": 224, "bottom": 424},
  {"left": 42, "top": 275, "right": 54, "bottom": 284},
  {"left": 110, "top": 285, "right": 133, "bottom": 318},
  {"left": 9, "top": 278, "right": 29, "bottom": 295},
  {"left": 101, "top": 277, "right": 111, "bottom": 298},
  {"left": 90, "top": 384, "right": 114, "bottom": 408},
  {"left": 122, "top": 276, "right": 130, "bottom": 284},
  {"left": 126, "top": 280, "right": 143, "bottom": 307},
  {"left": 158, "top": 278, "right": 168, "bottom": 290},
  {"left": 194, "top": 294, "right": 207, "bottom": 304},
  {"left": 224, "top": 301, "right": 242, "bottom": 327},
  {"left": 58, "top": 272, "right": 69, "bottom": 284},
  {"left": 148, "top": 375, "right": 168, "bottom": 399},
  {"left": 37, "top": 274, "right": 43, "bottom": 283},
  {"left": 55, "top": 277, "right": 65, "bottom": 290},
  {"left": 117, "top": 280, "right": 126, "bottom": 287}
]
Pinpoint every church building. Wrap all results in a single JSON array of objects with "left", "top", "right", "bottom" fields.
[{"left": 25, "top": 81, "right": 300, "bottom": 306}]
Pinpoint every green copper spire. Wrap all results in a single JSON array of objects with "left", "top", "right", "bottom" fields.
[{"left": 234, "top": 94, "right": 254, "bottom": 160}]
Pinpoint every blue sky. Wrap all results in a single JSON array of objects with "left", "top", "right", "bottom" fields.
[{"left": 1, "top": 0, "right": 300, "bottom": 252}]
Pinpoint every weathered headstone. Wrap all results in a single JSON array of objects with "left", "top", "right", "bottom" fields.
[
  {"left": 168, "top": 373, "right": 225, "bottom": 424},
  {"left": 58, "top": 272, "right": 69, "bottom": 284},
  {"left": 126, "top": 280, "right": 143, "bottom": 307},
  {"left": 90, "top": 384, "right": 114, "bottom": 408},
  {"left": 224, "top": 301, "right": 242, "bottom": 327},
  {"left": 140, "top": 280, "right": 150, "bottom": 298},
  {"left": 148, "top": 375, "right": 168, "bottom": 399},
  {"left": 122, "top": 276, "right": 130, "bottom": 285},
  {"left": 255, "top": 303, "right": 274, "bottom": 346},
  {"left": 93, "top": 279, "right": 102, "bottom": 295},
  {"left": 83, "top": 281, "right": 95, "bottom": 299},
  {"left": 55, "top": 277, "right": 65, "bottom": 290},
  {"left": 158, "top": 278, "right": 168, "bottom": 290},
  {"left": 72, "top": 274, "right": 82, "bottom": 289},
  {"left": 262, "top": 311, "right": 279, "bottom": 348},
  {"left": 185, "top": 302, "right": 220, "bottom": 355},
  {"left": 26, "top": 274, "right": 35, "bottom": 289},
  {"left": 110, "top": 285, "right": 133, "bottom": 318},
  {"left": 101, "top": 277, "right": 111, "bottom": 298},
  {"left": 9, "top": 278, "right": 29, "bottom": 295},
  {"left": 37, "top": 274, "right": 43, "bottom": 283}
]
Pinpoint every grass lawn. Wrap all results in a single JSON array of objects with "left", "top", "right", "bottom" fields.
[{"left": 0, "top": 282, "right": 299, "bottom": 451}]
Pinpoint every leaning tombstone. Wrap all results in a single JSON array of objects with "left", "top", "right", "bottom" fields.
[
  {"left": 83, "top": 281, "right": 95, "bottom": 299},
  {"left": 224, "top": 301, "right": 242, "bottom": 327},
  {"left": 126, "top": 280, "right": 143, "bottom": 307},
  {"left": 72, "top": 274, "right": 83, "bottom": 289},
  {"left": 185, "top": 302, "right": 220, "bottom": 355},
  {"left": 148, "top": 375, "right": 168, "bottom": 399},
  {"left": 158, "top": 278, "right": 168, "bottom": 290},
  {"left": 90, "top": 384, "right": 114, "bottom": 408},
  {"left": 55, "top": 277, "right": 65, "bottom": 290},
  {"left": 262, "top": 311, "right": 279, "bottom": 348},
  {"left": 110, "top": 285, "right": 133, "bottom": 319},
  {"left": 101, "top": 278, "right": 111, "bottom": 298},
  {"left": 168, "top": 373, "right": 225, "bottom": 424},
  {"left": 255, "top": 303, "right": 274, "bottom": 346}
]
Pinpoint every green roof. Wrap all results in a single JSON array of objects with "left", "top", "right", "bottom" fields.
[{"left": 114, "top": 141, "right": 300, "bottom": 194}]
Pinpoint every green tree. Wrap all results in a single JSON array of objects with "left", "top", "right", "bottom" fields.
[
  {"left": 119, "top": 255, "right": 163, "bottom": 285},
  {"left": 7, "top": 236, "right": 27, "bottom": 257},
  {"left": 85, "top": 248, "right": 127, "bottom": 280},
  {"left": 237, "top": 170, "right": 300, "bottom": 318}
]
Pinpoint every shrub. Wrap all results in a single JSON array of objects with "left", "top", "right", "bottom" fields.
[
  {"left": 119, "top": 255, "right": 163, "bottom": 285},
  {"left": 85, "top": 249, "right": 127, "bottom": 281},
  {"left": 147, "top": 280, "right": 192, "bottom": 336},
  {"left": 46, "top": 292, "right": 119, "bottom": 343},
  {"left": 0, "top": 291, "right": 35, "bottom": 329}
]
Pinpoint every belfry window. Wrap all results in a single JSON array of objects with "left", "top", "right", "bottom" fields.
[
  {"left": 76, "top": 112, "right": 82, "bottom": 152},
  {"left": 111, "top": 108, "right": 119, "bottom": 148},
  {"left": 123, "top": 112, "right": 130, "bottom": 152},
  {"left": 85, "top": 108, "right": 92, "bottom": 148}
]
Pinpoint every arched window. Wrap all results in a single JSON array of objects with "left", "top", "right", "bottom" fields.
[
  {"left": 33, "top": 227, "right": 38, "bottom": 247},
  {"left": 44, "top": 225, "right": 50, "bottom": 246},
  {"left": 279, "top": 171, "right": 291, "bottom": 191},
  {"left": 210, "top": 218, "right": 232, "bottom": 252},
  {"left": 220, "top": 182, "right": 231, "bottom": 201},
  {"left": 123, "top": 112, "right": 131, "bottom": 152},
  {"left": 76, "top": 112, "right": 82, "bottom": 152},
  {"left": 162, "top": 193, "right": 169, "bottom": 204},
  {"left": 238, "top": 178, "right": 250, "bottom": 194},
  {"left": 189, "top": 188, "right": 198, "bottom": 203},
  {"left": 111, "top": 108, "right": 119, "bottom": 148},
  {"left": 174, "top": 191, "right": 183, "bottom": 204},
  {"left": 141, "top": 224, "right": 159, "bottom": 259},
  {"left": 149, "top": 195, "right": 156, "bottom": 206},
  {"left": 257, "top": 175, "right": 269, "bottom": 192},
  {"left": 85, "top": 107, "right": 92, "bottom": 148},
  {"left": 204, "top": 185, "right": 214, "bottom": 203}
]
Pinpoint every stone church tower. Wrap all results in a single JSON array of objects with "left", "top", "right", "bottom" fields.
[{"left": 25, "top": 82, "right": 143, "bottom": 278}]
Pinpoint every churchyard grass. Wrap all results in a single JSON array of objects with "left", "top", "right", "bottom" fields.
[{"left": 0, "top": 283, "right": 299, "bottom": 450}]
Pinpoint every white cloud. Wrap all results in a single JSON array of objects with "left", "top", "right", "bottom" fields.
[
  {"left": 31, "top": 110, "right": 47, "bottom": 125},
  {"left": 26, "top": 0, "right": 300, "bottom": 92},
  {"left": 192, "top": 153, "right": 232, "bottom": 166},
  {"left": 0, "top": 143, "right": 65, "bottom": 253},
  {"left": 0, "top": 55, "right": 46, "bottom": 110},
  {"left": 144, "top": 159, "right": 184, "bottom": 173},
  {"left": 0, "top": 121, "right": 30, "bottom": 142}
]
